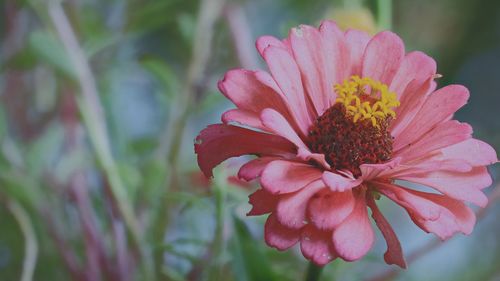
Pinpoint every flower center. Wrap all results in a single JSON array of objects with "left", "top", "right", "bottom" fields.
[{"left": 308, "top": 76, "right": 400, "bottom": 177}]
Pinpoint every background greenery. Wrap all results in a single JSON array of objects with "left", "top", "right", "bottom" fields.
[{"left": 0, "top": 0, "right": 499, "bottom": 280}]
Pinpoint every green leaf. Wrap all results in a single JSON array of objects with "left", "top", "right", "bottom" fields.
[
  {"left": 127, "top": 0, "right": 178, "bottom": 33},
  {"left": 196, "top": 90, "right": 227, "bottom": 114},
  {"left": 140, "top": 57, "right": 179, "bottom": 99},
  {"left": 117, "top": 163, "right": 142, "bottom": 200},
  {"left": 2, "top": 46, "right": 38, "bottom": 71},
  {"left": 25, "top": 124, "right": 64, "bottom": 177},
  {"left": 28, "top": 30, "right": 76, "bottom": 79},
  {"left": 177, "top": 13, "right": 196, "bottom": 45},
  {"left": 0, "top": 106, "right": 7, "bottom": 141},
  {"left": 0, "top": 170, "right": 42, "bottom": 209},
  {"left": 142, "top": 158, "right": 168, "bottom": 194},
  {"left": 231, "top": 215, "right": 278, "bottom": 281},
  {"left": 84, "top": 32, "right": 123, "bottom": 59}
]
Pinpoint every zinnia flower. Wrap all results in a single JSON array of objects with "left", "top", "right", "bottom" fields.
[{"left": 194, "top": 20, "right": 498, "bottom": 267}]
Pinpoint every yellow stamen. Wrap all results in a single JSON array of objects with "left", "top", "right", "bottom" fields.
[{"left": 333, "top": 75, "right": 400, "bottom": 127}]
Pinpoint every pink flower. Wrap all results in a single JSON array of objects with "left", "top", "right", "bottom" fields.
[{"left": 194, "top": 21, "right": 498, "bottom": 267}]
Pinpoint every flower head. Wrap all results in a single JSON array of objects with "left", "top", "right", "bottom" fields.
[{"left": 194, "top": 21, "right": 498, "bottom": 267}]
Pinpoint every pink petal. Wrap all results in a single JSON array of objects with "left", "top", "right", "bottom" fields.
[
  {"left": 395, "top": 120, "right": 472, "bottom": 161},
  {"left": 289, "top": 25, "right": 329, "bottom": 115},
  {"left": 390, "top": 51, "right": 437, "bottom": 98},
  {"left": 362, "top": 31, "right": 405, "bottom": 85},
  {"left": 333, "top": 190, "right": 374, "bottom": 261},
  {"left": 390, "top": 77, "right": 435, "bottom": 138},
  {"left": 397, "top": 167, "right": 491, "bottom": 207},
  {"left": 254, "top": 69, "right": 286, "bottom": 95},
  {"left": 359, "top": 157, "right": 401, "bottom": 180},
  {"left": 393, "top": 85, "right": 470, "bottom": 151},
  {"left": 238, "top": 157, "right": 279, "bottom": 181},
  {"left": 276, "top": 180, "right": 325, "bottom": 229},
  {"left": 195, "top": 124, "right": 295, "bottom": 177},
  {"left": 375, "top": 182, "right": 442, "bottom": 221},
  {"left": 300, "top": 225, "right": 337, "bottom": 265},
  {"left": 412, "top": 191, "right": 476, "bottom": 236},
  {"left": 440, "top": 139, "right": 499, "bottom": 167},
  {"left": 322, "top": 171, "right": 362, "bottom": 192},
  {"left": 264, "top": 213, "right": 300, "bottom": 250},
  {"left": 376, "top": 182, "right": 475, "bottom": 240},
  {"left": 387, "top": 156, "right": 472, "bottom": 177},
  {"left": 344, "top": 29, "right": 370, "bottom": 76},
  {"left": 260, "top": 160, "right": 322, "bottom": 194},
  {"left": 308, "top": 189, "right": 355, "bottom": 230},
  {"left": 319, "top": 20, "right": 350, "bottom": 104},
  {"left": 221, "top": 108, "right": 267, "bottom": 131},
  {"left": 247, "top": 188, "right": 279, "bottom": 216},
  {"left": 256, "top": 35, "right": 290, "bottom": 57},
  {"left": 253, "top": 70, "right": 306, "bottom": 134},
  {"left": 260, "top": 108, "right": 307, "bottom": 149},
  {"left": 218, "top": 69, "right": 289, "bottom": 114},
  {"left": 262, "top": 45, "right": 314, "bottom": 135},
  {"left": 261, "top": 108, "right": 330, "bottom": 169},
  {"left": 219, "top": 68, "right": 307, "bottom": 134},
  {"left": 366, "top": 196, "right": 406, "bottom": 268}
]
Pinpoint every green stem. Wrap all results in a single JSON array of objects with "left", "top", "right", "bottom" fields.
[
  {"left": 45, "top": 2, "right": 154, "bottom": 279},
  {"left": 208, "top": 170, "right": 227, "bottom": 280},
  {"left": 376, "top": 0, "right": 393, "bottom": 30},
  {"left": 8, "top": 200, "right": 38, "bottom": 281},
  {"left": 305, "top": 262, "right": 324, "bottom": 281}
]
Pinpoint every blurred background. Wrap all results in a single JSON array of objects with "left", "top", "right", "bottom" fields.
[{"left": 0, "top": 0, "right": 499, "bottom": 280}]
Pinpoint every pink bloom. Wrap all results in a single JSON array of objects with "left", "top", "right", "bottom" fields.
[{"left": 194, "top": 21, "right": 498, "bottom": 267}]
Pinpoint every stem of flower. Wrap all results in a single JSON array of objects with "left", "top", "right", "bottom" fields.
[
  {"left": 46, "top": 1, "right": 153, "bottom": 279},
  {"left": 305, "top": 262, "right": 324, "bottom": 281},
  {"left": 7, "top": 200, "right": 38, "bottom": 281}
]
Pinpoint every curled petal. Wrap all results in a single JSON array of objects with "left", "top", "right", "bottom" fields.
[
  {"left": 376, "top": 182, "right": 476, "bottom": 240},
  {"left": 195, "top": 124, "right": 295, "bottom": 177},
  {"left": 261, "top": 160, "right": 323, "bottom": 194},
  {"left": 265, "top": 213, "right": 300, "bottom": 250},
  {"left": 322, "top": 171, "right": 362, "bottom": 192},
  {"left": 398, "top": 167, "right": 491, "bottom": 207},
  {"left": 300, "top": 225, "right": 337, "bottom": 266},
  {"left": 414, "top": 191, "right": 476, "bottom": 236},
  {"left": 308, "top": 189, "right": 355, "bottom": 230},
  {"left": 276, "top": 180, "right": 325, "bottom": 229},
  {"left": 366, "top": 195, "right": 406, "bottom": 268},
  {"left": 222, "top": 109, "right": 267, "bottom": 131},
  {"left": 218, "top": 69, "right": 289, "bottom": 114},
  {"left": 256, "top": 35, "right": 290, "bottom": 57},
  {"left": 238, "top": 157, "right": 279, "bottom": 182},
  {"left": 247, "top": 188, "right": 279, "bottom": 216},
  {"left": 333, "top": 190, "right": 374, "bottom": 261},
  {"left": 360, "top": 157, "right": 401, "bottom": 180}
]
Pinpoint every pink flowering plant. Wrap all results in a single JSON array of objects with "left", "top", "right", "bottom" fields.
[
  {"left": 195, "top": 20, "right": 498, "bottom": 269},
  {"left": 3, "top": 0, "right": 500, "bottom": 280}
]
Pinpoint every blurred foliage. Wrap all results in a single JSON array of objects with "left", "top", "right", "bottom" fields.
[{"left": 0, "top": 0, "right": 499, "bottom": 281}]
